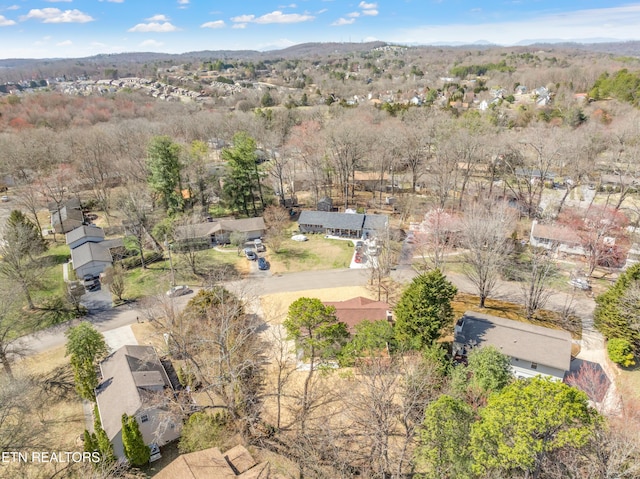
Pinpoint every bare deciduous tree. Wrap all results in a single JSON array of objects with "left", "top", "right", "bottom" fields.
[{"left": 461, "top": 201, "right": 517, "bottom": 307}]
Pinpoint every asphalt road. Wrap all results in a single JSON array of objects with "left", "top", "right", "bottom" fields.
[
  {"left": 15, "top": 263, "right": 597, "bottom": 357},
  {"left": 15, "top": 268, "right": 373, "bottom": 357}
]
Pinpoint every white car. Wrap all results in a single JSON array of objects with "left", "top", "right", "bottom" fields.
[
  {"left": 0, "top": 195, "right": 8, "bottom": 202},
  {"left": 291, "top": 234, "right": 308, "bottom": 242},
  {"left": 166, "top": 285, "right": 192, "bottom": 297},
  {"left": 568, "top": 278, "right": 591, "bottom": 291}
]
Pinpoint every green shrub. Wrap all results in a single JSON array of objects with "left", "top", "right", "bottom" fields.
[
  {"left": 178, "top": 412, "right": 228, "bottom": 453},
  {"left": 607, "top": 338, "right": 636, "bottom": 367}
]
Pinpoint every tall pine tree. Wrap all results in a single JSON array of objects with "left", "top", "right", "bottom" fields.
[{"left": 121, "top": 414, "right": 150, "bottom": 466}]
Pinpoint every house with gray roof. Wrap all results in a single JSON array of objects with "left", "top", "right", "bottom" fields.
[
  {"left": 453, "top": 311, "right": 572, "bottom": 381},
  {"left": 173, "top": 217, "right": 266, "bottom": 247},
  {"left": 70, "top": 242, "right": 113, "bottom": 279},
  {"left": 95, "top": 345, "right": 182, "bottom": 459},
  {"left": 298, "top": 211, "right": 388, "bottom": 239},
  {"left": 65, "top": 224, "right": 105, "bottom": 250},
  {"left": 51, "top": 205, "right": 84, "bottom": 234}
]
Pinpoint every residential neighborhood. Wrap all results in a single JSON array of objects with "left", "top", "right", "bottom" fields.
[{"left": 1, "top": 38, "right": 640, "bottom": 479}]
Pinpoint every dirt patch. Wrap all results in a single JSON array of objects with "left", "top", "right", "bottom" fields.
[{"left": 260, "top": 286, "right": 376, "bottom": 325}]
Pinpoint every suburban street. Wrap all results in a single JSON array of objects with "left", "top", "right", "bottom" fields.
[{"left": 17, "top": 264, "right": 599, "bottom": 355}]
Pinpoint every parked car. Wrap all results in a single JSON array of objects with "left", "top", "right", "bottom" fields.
[
  {"left": 244, "top": 248, "right": 257, "bottom": 260},
  {"left": 254, "top": 239, "right": 266, "bottom": 252},
  {"left": 82, "top": 274, "right": 100, "bottom": 287},
  {"left": 568, "top": 278, "right": 591, "bottom": 290},
  {"left": 0, "top": 195, "right": 9, "bottom": 202},
  {"left": 149, "top": 444, "right": 162, "bottom": 462},
  {"left": 258, "top": 257, "right": 269, "bottom": 270},
  {"left": 166, "top": 285, "right": 192, "bottom": 297}
]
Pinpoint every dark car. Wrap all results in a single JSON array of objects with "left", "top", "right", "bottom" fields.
[
  {"left": 258, "top": 257, "right": 268, "bottom": 270},
  {"left": 82, "top": 274, "right": 100, "bottom": 287},
  {"left": 245, "top": 250, "right": 257, "bottom": 261}
]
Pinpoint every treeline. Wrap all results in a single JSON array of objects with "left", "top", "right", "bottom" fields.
[
  {"left": 589, "top": 68, "right": 640, "bottom": 104},
  {"left": 449, "top": 59, "right": 516, "bottom": 78}
]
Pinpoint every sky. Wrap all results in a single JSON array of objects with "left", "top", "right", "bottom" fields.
[{"left": 1, "top": 1, "right": 640, "bottom": 59}]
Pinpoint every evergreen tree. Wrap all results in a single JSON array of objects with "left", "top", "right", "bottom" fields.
[
  {"left": 222, "top": 132, "right": 265, "bottom": 216},
  {"left": 83, "top": 429, "right": 98, "bottom": 454},
  {"left": 65, "top": 323, "right": 108, "bottom": 401},
  {"left": 121, "top": 413, "right": 150, "bottom": 466},
  {"left": 594, "top": 263, "right": 640, "bottom": 351},
  {"left": 147, "top": 135, "right": 183, "bottom": 213},
  {"left": 394, "top": 270, "right": 457, "bottom": 350},
  {"left": 94, "top": 405, "right": 116, "bottom": 464},
  {"left": 6, "top": 210, "right": 46, "bottom": 257}
]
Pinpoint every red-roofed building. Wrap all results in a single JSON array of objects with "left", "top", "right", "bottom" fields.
[{"left": 323, "top": 297, "right": 392, "bottom": 334}]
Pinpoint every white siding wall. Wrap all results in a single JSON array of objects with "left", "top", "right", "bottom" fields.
[{"left": 510, "top": 357, "right": 565, "bottom": 381}]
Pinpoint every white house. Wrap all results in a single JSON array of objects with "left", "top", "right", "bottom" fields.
[
  {"left": 70, "top": 242, "right": 113, "bottom": 279},
  {"left": 529, "top": 220, "right": 586, "bottom": 256},
  {"left": 65, "top": 224, "right": 105, "bottom": 250},
  {"left": 453, "top": 311, "right": 573, "bottom": 381}
]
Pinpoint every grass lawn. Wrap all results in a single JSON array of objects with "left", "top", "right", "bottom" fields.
[
  {"left": 617, "top": 365, "right": 640, "bottom": 403},
  {"left": 9, "top": 347, "right": 86, "bottom": 478},
  {"left": 268, "top": 235, "right": 354, "bottom": 274},
  {"left": 449, "top": 292, "right": 582, "bottom": 342},
  {"left": 32, "top": 243, "right": 71, "bottom": 303}
]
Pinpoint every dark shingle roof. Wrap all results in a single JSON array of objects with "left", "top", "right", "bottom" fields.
[
  {"left": 455, "top": 311, "right": 572, "bottom": 372},
  {"left": 298, "top": 211, "right": 365, "bottom": 230},
  {"left": 70, "top": 242, "right": 112, "bottom": 269},
  {"left": 363, "top": 214, "right": 388, "bottom": 232}
]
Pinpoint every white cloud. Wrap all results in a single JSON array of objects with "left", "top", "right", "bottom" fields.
[
  {"left": 395, "top": 4, "right": 640, "bottom": 45},
  {"left": 359, "top": 1, "right": 377, "bottom": 9},
  {"left": 98, "top": 0, "right": 124, "bottom": 3},
  {"left": 21, "top": 8, "right": 94, "bottom": 23},
  {"left": 128, "top": 21, "right": 179, "bottom": 32},
  {"left": 7, "top": 5, "right": 19, "bottom": 10},
  {"left": 146, "top": 14, "right": 169, "bottom": 22},
  {"left": 44, "top": 0, "right": 72, "bottom": 2},
  {"left": 332, "top": 17, "right": 355, "bottom": 26},
  {"left": 0, "top": 15, "right": 16, "bottom": 26},
  {"left": 178, "top": 0, "right": 189, "bottom": 4},
  {"left": 254, "top": 11, "right": 314, "bottom": 24},
  {"left": 56, "top": 40, "right": 72, "bottom": 46},
  {"left": 231, "top": 14, "right": 255, "bottom": 23},
  {"left": 201, "top": 20, "right": 225, "bottom": 29},
  {"left": 231, "top": 10, "right": 314, "bottom": 25},
  {"left": 317, "top": 8, "right": 328, "bottom": 14},
  {"left": 232, "top": 23, "right": 247, "bottom": 29},
  {"left": 347, "top": 12, "right": 360, "bottom": 18},
  {"left": 362, "top": 9, "right": 378, "bottom": 16},
  {"left": 140, "top": 39, "right": 164, "bottom": 48}
]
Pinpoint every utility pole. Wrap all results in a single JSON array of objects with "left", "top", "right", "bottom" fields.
[{"left": 165, "top": 235, "right": 175, "bottom": 287}]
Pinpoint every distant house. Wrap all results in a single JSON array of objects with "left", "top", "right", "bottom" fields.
[
  {"left": 529, "top": 220, "right": 585, "bottom": 256},
  {"left": 154, "top": 445, "right": 272, "bottom": 479},
  {"left": 95, "top": 345, "right": 182, "bottom": 460},
  {"left": 317, "top": 196, "right": 334, "bottom": 212},
  {"left": 51, "top": 205, "right": 84, "bottom": 234},
  {"left": 323, "top": 297, "right": 392, "bottom": 334},
  {"left": 65, "top": 224, "right": 105, "bottom": 250},
  {"left": 453, "top": 311, "right": 572, "bottom": 381},
  {"left": 173, "top": 217, "right": 266, "bottom": 247},
  {"left": 66, "top": 225, "right": 124, "bottom": 278},
  {"left": 297, "top": 211, "right": 388, "bottom": 239}
]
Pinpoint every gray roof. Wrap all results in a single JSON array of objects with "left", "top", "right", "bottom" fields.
[
  {"left": 455, "top": 311, "right": 572, "bottom": 372},
  {"left": 96, "top": 345, "right": 173, "bottom": 443},
  {"left": 65, "top": 224, "right": 105, "bottom": 246},
  {"left": 175, "top": 217, "right": 266, "bottom": 240},
  {"left": 101, "top": 238, "right": 125, "bottom": 250},
  {"left": 48, "top": 197, "right": 81, "bottom": 213},
  {"left": 70, "top": 242, "right": 112, "bottom": 269},
  {"left": 298, "top": 211, "right": 365, "bottom": 230},
  {"left": 219, "top": 216, "right": 265, "bottom": 233},
  {"left": 363, "top": 214, "right": 388, "bottom": 232},
  {"left": 51, "top": 206, "right": 84, "bottom": 226}
]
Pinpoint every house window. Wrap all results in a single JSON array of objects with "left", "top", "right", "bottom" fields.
[
  {"left": 530, "top": 362, "right": 538, "bottom": 370},
  {"left": 140, "top": 414, "right": 149, "bottom": 423}
]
